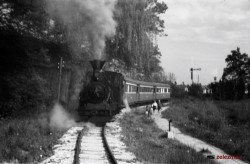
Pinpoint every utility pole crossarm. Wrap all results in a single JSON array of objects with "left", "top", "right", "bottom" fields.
[{"left": 193, "top": 68, "right": 201, "bottom": 71}]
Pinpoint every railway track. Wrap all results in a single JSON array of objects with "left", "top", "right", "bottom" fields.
[
  {"left": 41, "top": 115, "right": 138, "bottom": 164},
  {"left": 74, "top": 118, "right": 117, "bottom": 164}
]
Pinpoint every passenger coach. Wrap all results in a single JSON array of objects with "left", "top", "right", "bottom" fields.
[{"left": 124, "top": 77, "right": 170, "bottom": 105}]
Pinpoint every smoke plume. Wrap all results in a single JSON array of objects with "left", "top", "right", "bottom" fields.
[
  {"left": 49, "top": 103, "right": 77, "bottom": 129},
  {"left": 47, "top": 0, "right": 117, "bottom": 60}
]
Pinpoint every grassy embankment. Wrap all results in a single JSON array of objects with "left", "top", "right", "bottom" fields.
[
  {"left": 119, "top": 108, "right": 216, "bottom": 164},
  {"left": 162, "top": 98, "right": 250, "bottom": 163},
  {"left": 0, "top": 114, "right": 66, "bottom": 163}
]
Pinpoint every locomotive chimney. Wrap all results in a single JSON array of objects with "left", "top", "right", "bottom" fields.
[{"left": 90, "top": 60, "right": 105, "bottom": 81}]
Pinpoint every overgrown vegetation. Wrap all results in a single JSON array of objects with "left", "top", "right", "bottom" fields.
[
  {"left": 162, "top": 98, "right": 250, "bottom": 162},
  {"left": 0, "top": 115, "right": 66, "bottom": 163},
  {"left": 119, "top": 108, "right": 216, "bottom": 164},
  {"left": 0, "top": 29, "right": 69, "bottom": 117}
]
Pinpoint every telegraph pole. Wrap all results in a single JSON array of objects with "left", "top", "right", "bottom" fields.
[{"left": 57, "top": 57, "right": 64, "bottom": 102}]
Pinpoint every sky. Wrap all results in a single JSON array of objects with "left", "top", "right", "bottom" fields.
[{"left": 158, "top": 0, "right": 250, "bottom": 85}]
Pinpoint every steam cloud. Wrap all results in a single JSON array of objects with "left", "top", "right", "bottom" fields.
[
  {"left": 122, "top": 97, "right": 131, "bottom": 112},
  {"left": 47, "top": 0, "right": 117, "bottom": 60},
  {"left": 50, "top": 103, "right": 76, "bottom": 129}
]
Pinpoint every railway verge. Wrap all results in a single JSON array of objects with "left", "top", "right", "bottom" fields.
[
  {"left": 40, "top": 127, "right": 83, "bottom": 164},
  {"left": 105, "top": 120, "right": 140, "bottom": 163},
  {"left": 162, "top": 98, "right": 250, "bottom": 163},
  {"left": 118, "top": 106, "right": 216, "bottom": 164},
  {"left": 0, "top": 116, "right": 67, "bottom": 163}
]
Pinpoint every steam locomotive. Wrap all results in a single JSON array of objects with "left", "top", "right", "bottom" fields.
[{"left": 78, "top": 60, "right": 170, "bottom": 115}]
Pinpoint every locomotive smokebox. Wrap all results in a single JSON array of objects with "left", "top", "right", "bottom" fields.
[{"left": 90, "top": 60, "right": 105, "bottom": 81}]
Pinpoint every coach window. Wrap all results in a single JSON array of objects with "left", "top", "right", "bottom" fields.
[
  {"left": 125, "top": 84, "right": 128, "bottom": 92},
  {"left": 157, "top": 88, "right": 162, "bottom": 93},
  {"left": 126, "top": 84, "right": 136, "bottom": 93},
  {"left": 132, "top": 85, "right": 137, "bottom": 92}
]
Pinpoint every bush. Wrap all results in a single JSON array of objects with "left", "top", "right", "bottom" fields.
[
  {"left": 0, "top": 69, "right": 52, "bottom": 117},
  {"left": 247, "top": 84, "right": 250, "bottom": 98},
  {"left": 218, "top": 101, "right": 250, "bottom": 125},
  {"left": 170, "top": 84, "right": 187, "bottom": 98},
  {"left": 188, "top": 83, "right": 203, "bottom": 98},
  {"left": 141, "top": 116, "right": 154, "bottom": 124},
  {"left": 210, "top": 79, "right": 247, "bottom": 100},
  {"left": 0, "top": 116, "right": 65, "bottom": 163}
]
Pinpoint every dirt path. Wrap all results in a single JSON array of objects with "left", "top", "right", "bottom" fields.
[{"left": 152, "top": 107, "right": 248, "bottom": 164}]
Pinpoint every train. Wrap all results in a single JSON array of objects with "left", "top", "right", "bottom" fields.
[{"left": 78, "top": 60, "right": 170, "bottom": 115}]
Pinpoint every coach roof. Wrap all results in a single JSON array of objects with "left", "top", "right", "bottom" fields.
[{"left": 124, "top": 77, "right": 170, "bottom": 88}]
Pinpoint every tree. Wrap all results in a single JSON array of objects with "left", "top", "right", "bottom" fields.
[
  {"left": 0, "top": 1, "right": 68, "bottom": 117},
  {"left": 0, "top": 0, "right": 52, "bottom": 39},
  {"left": 222, "top": 47, "right": 249, "bottom": 99},
  {"left": 223, "top": 47, "right": 249, "bottom": 81},
  {"left": 106, "top": 0, "right": 168, "bottom": 80}
]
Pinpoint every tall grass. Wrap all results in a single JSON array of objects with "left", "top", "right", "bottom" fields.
[
  {"left": 162, "top": 98, "right": 250, "bottom": 162},
  {"left": 0, "top": 114, "right": 66, "bottom": 163},
  {"left": 119, "top": 109, "right": 216, "bottom": 164}
]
